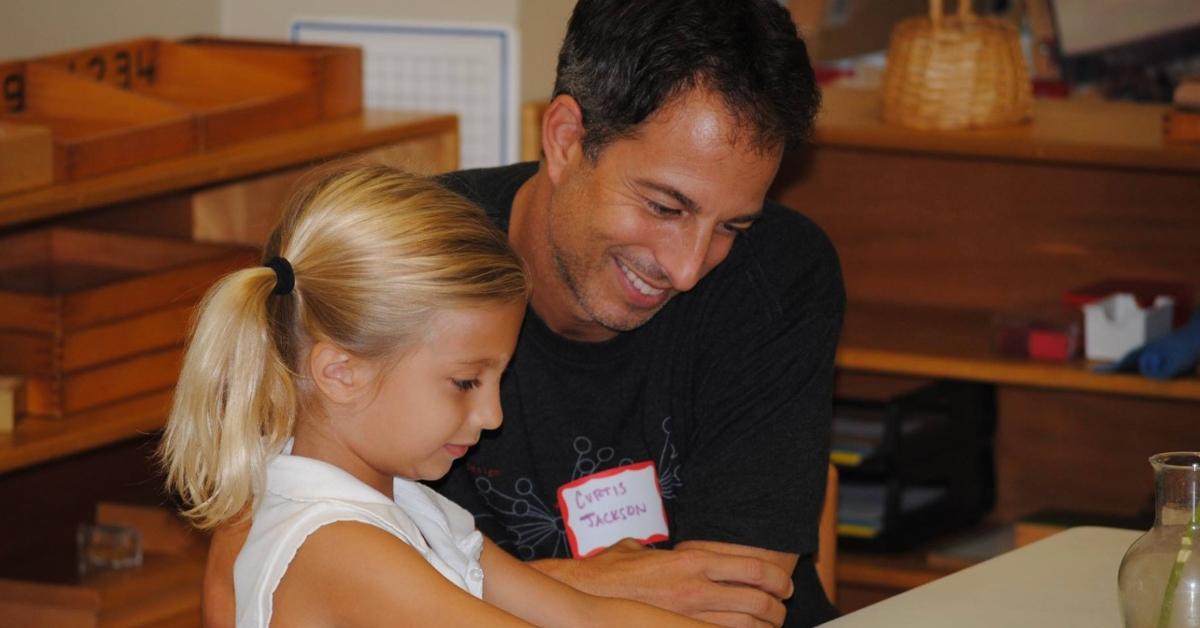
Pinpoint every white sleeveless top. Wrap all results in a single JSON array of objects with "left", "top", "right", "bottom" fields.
[{"left": 233, "top": 452, "right": 485, "bottom": 627}]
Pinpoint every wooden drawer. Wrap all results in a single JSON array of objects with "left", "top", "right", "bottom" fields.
[{"left": 0, "top": 228, "right": 255, "bottom": 417}]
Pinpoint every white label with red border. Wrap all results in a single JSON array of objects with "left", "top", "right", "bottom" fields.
[{"left": 556, "top": 461, "right": 669, "bottom": 558}]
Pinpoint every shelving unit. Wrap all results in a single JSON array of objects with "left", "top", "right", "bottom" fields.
[
  {"left": 834, "top": 380, "right": 995, "bottom": 550},
  {"left": 0, "top": 110, "right": 458, "bottom": 474},
  {"left": 775, "top": 87, "right": 1200, "bottom": 611},
  {"left": 0, "top": 105, "right": 459, "bottom": 623}
]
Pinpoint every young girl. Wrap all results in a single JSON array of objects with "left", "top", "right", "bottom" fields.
[{"left": 160, "top": 166, "right": 708, "bottom": 627}]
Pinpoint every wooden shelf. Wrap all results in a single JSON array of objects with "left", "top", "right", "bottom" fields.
[
  {"left": 815, "top": 87, "right": 1200, "bottom": 174},
  {"left": 838, "top": 302, "right": 1200, "bottom": 401},
  {"left": 0, "top": 109, "right": 457, "bottom": 230},
  {"left": 0, "top": 544, "right": 206, "bottom": 626},
  {"left": 0, "top": 391, "right": 170, "bottom": 474},
  {"left": 838, "top": 547, "right": 954, "bottom": 591}
]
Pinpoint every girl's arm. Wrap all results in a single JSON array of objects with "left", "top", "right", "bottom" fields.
[
  {"left": 480, "top": 537, "right": 716, "bottom": 628},
  {"left": 273, "top": 521, "right": 534, "bottom": 627},
  {"left": 273, "top": 522, "right": 715, "bottom": 627}
]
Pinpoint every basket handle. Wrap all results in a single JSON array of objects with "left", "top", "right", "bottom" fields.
[{"left": 929, "top": 0, "right": 976, "bottom": 28}]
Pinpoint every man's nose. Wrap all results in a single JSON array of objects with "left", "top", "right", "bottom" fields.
[{"left": 662, "top": 224, "right": 719, "bottom": 293}]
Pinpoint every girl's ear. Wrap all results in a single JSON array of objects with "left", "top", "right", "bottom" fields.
[
  {"left": 309, "top": 341, "right": 365, "bottom": 404},
  {"left": 541, "top": 93, "right": 585, "bottom": 187}
]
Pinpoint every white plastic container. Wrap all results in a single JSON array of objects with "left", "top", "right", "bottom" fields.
[{"left": 1083, "top": 293, "right": 1175, "bottom": 361}]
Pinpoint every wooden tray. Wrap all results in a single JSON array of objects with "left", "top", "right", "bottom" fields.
[
  {"left": 0, "top": 228, "right": 256, "bottom": 417},
  {"left": 0, "top": 121, "right": 53, "bottom": 195},
  {"left": 0, "top": 61, "right": 198, "bottom": 180},
  {"left": 181, "top": 36, "right": 363, "bottom": 120},
  {"left": 35, "top": 38, "right": 320, "bottom": 149}
]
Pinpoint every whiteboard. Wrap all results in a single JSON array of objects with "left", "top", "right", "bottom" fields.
[{"left": 291, "top": 18, "right": 519, "bottom": 169}]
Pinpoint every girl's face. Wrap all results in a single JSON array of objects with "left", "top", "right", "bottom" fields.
[{"left": 340, "top": 300, "right": 525, "bottom": 491}]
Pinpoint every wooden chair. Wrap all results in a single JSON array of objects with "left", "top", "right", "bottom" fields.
[
  {"left": 817, "top": 463, "right": 838, "bottom": 603},
  {"left": 521, "top": 101, "right": 548, "bottom": 162},
  {"left": 522, "top": 101, "right": 840, "bottom": 602}
]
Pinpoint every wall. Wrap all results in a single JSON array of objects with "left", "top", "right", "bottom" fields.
[
  {"left": 218, "top": 0, "right": 519, "bottom": 41},
  {"left": 0, "top": 0, "right": 574, "bottom": 102},
  {"left": 517, "top": 1, "right": 573, "bottom": 102},
  {"left": 0, "top": 0, "right": 220, "bottom": 60},
  {"left": 218, "top": 0, "right": 574, "bottom": 102}
]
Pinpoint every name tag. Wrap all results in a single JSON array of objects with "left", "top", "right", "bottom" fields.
[{"left": 556, "top": 461, "right": 669, "bottom": 558}]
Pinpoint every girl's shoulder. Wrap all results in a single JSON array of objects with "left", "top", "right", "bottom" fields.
[
  {"left": 274, "top": 522, "right": 529, "bottom": 627},
  {"left": 270, "top": 520, "right": 453, "bottom": 626}
]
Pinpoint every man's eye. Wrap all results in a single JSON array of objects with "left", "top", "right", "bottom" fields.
[
  {"left": 647, "top": 201, "right": 682, "bottom": 217},
  {"left": 722, "top": 221, "right": 753, "bottom": 235},
  {"left": 452, "top": 378, "right": 480, "bottom": 391}
]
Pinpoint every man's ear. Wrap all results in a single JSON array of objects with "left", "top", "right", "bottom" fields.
[
  {"left": 308, "top": 341, "right": 365, "bottom": 404},
  {"left": 541, "top": 94, "right": 585, "bottom": 186}
]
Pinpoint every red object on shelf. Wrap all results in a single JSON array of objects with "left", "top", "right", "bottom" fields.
[
  {"left": 813, "top": 65, "right": 855, "bottom": 86},
  {"left": 1028, "top": 325, "right": 1079, "bottom": 362},
  {"left": 1064, "top": 279, "right": 1194, "bottom": 327},
  {"left": 992, "top": 312, "right": 1080, "bottom": 362},
  {"left": 1032, "top": 79, "right": 1070, "bottom": 99}
]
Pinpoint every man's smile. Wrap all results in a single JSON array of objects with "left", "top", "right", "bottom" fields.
[{"left": 614, "top": 256, "right": 669, "bottom": 307}]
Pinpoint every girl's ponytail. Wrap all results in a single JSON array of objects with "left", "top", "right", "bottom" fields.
[{"left": 160, "top": 265, "right": 297, "bottom": 529}]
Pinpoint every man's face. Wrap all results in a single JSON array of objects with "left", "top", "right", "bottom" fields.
[{"left": 544, "top": 90, "right": 783, "bottom": 341}]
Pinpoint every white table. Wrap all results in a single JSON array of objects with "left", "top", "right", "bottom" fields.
[{"left": 823, "top": 526, "right": 1143, "bottom": 627}]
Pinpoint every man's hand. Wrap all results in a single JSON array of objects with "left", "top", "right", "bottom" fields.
[
  {"left": 530, "top": 539, "right": 797, "bottom": 627},
  {"left": 202, "top": 518, "right": 252, "bottom": 628}
]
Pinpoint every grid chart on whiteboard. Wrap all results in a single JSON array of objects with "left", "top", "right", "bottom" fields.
[{"left": 292, "top": 19, "right": 518, "bottom": 169}]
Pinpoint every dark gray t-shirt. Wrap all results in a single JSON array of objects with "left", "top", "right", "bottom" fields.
[{"left": 433, "top": 162, "right": 844, "bottom": 626}]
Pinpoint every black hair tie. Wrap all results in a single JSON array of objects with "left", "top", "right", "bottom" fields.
[{"left": 264, "top": 256, "right": 295, "bottom": 295}]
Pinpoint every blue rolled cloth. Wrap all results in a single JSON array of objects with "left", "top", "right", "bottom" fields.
[{"left": 1094, "top": 311, "right": 1200, "bottom": 379}]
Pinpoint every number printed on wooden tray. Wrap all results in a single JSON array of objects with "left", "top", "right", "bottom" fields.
[
  {"left": 1, "top": 62, "right": 25, "bottom": 113},
  {"left": 39, "top": 39, "right": 159, "bottom": 91}
]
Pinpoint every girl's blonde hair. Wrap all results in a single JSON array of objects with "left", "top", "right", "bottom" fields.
[{"left": 160, "top": 165, "right": 529, "bottom": 529}]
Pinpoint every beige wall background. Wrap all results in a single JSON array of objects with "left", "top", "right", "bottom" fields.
[
  {"left": 516, "top": 1, "right": 572, "bottom": 103},
  {"left": 0, "top": 0, "right": 573, "bottom": 102},
  {"left": 0, "top": 0, "right": 220, "bottom": 60}
]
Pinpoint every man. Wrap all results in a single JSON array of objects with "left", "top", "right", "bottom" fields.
[{"left": 205, "top": 1, "right": 842, "bottom": 626}]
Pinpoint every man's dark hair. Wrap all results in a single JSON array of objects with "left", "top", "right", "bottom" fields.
[{"left": 553, "top": 0, "right": 821, "bottom": 160}]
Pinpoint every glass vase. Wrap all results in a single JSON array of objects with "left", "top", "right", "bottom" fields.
[{"left": 1119, "top": 452, "right": 1200, "bottom": 628}]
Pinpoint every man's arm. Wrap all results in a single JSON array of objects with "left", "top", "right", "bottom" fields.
[{"left": 529, "top": 538, "right": 797, "bottom": 627}]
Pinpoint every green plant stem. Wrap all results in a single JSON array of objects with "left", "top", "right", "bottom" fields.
[{"left": 1156, "top": 502, "right": 1200, "bottom": 628}]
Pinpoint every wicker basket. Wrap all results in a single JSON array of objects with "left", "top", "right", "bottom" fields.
[{"left": 881, "top": 0, "right": 1032, "bottom": 130}]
